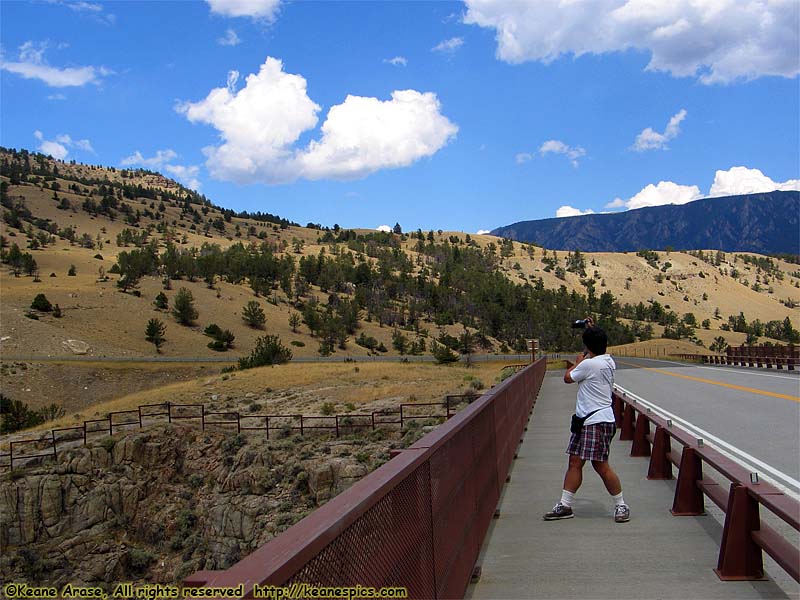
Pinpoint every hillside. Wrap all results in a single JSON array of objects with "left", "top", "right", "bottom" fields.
[
  {"left": 491, "top": 191, "right": 800, "bottom": 254},
  {"left": 1, "top": 147, "right": 799, "bottom": 412}
]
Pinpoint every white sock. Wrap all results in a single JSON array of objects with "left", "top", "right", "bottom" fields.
[
  {"left": 560, "top": 490, "right": 575, "bottom": 507},
  {"left": 612, "top": 492, "right": 625, "bottom": 507}
]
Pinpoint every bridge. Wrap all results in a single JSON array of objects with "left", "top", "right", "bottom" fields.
[{"left": 186, "top": 357, "right": 800, "bottom": 599}]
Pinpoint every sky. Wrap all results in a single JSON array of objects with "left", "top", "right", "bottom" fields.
[{"left": 1, "top": 0, "right": 799, "bottom": 234}]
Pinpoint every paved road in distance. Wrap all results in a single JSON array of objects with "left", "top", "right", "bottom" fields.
[{"left": 612, "top": 356, "right": 800, "bottom": 487}]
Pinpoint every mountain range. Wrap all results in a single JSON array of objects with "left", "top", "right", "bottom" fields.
[{"left": 491, "top": 191, "right": 799, "bottom": 254}]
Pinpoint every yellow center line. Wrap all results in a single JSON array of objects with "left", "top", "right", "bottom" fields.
[{"left": 617, "top": 360, "right": 800, "bottom": 403}]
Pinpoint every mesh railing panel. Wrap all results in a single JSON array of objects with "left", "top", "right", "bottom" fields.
[{"left": 285, "top": 460, "right": 436, "bottom": 598}]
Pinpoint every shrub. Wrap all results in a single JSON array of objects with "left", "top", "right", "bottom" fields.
[
  {"left": 238, "top": 335, "right": 292, "bottom": 369},
  {"left": 93, "top": 254, "right": 103, "bottom": 260},
  {"left": 30, "top": 293, "right": 53, "bottom": 312},
  {"left": 320, "top": 402, "right": 335, "bottom": 416},
  {"left": 290, "top": 340, "right": 305, "bottom": 347},
  {"left": 67, "top": 264, "right": 76, "bottom": 276},
  {"left": 0, "top": 395, "right": 44, "bottom": 433},
  {"left": 154, "top": 292, "right": 169, "bottom": 310},
  {"left": 242, "top": 300, "right": 266, "bottom": 328}
]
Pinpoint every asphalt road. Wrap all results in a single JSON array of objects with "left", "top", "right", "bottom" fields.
[{"left": 612, "top": 356, "right": 800, "bottom": 489}]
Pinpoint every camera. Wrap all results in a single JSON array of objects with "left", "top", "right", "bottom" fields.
[{"left": 571, "top": 319, "right": 590, "bottom": 329}]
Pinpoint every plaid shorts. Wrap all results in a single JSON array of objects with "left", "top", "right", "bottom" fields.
[{"left": 566, "top": 422, "right": 617, "bottom": 462}]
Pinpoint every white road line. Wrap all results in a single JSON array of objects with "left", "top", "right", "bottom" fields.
[
  {"left": 615, "top": 384, "right": 800, "bottom": 500},
  {"left": 696, "top": 365, "right": 800, "bottom": 381}
]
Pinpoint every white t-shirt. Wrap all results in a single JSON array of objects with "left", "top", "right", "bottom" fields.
[{"left": 570, "top": 353, "right": 616, "bottom": 426}]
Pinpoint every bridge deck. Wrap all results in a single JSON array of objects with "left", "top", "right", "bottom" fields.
[{"left": 466, "top": 372, "right": 792, "bottom": 600}]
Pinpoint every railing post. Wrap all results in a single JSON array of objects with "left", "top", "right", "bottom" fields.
[
  {"left": 630, "top": 413, "right": 651, "bottom": 457},
  {"left": 647, "top": 426, "right": 672, "bottom": 480},
  {"left": 671, "top": 447, "right": 704, "bottom": 515},
  {"left": 620, "top": 403, "right": 635, "bottom": 441},
  {"left": 714, "top": 483, "right": 765, "bottom": 580},
  {"left": 612, "top": 393, "right": 623, "bottom": 428}
]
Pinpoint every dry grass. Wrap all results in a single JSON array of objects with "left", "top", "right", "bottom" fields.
[{"left": 24, "top": 361, "right": 507, "bottom": 433}]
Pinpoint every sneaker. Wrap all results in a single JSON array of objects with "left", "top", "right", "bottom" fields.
[
  {"left": 614, "top": 504, "right": 631, "bottom": 523},
  {"left": 543, "top": 503, "right": 574, "bottom": 520}
]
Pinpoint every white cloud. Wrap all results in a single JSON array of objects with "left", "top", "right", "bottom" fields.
[
  {"left": 708, "top": 166, "right": 800, "bottom": 197},
  {"left": 217, "top": 28, "right": 242, "bottom": 46},
  {"left": 383, "top": 56, "right": 408, "bottom": 67},
  {"left": 47, "top": 0, "right": 116, "bottom": 25},
  {"left": 463, "top": 0, "right": 800, "bottom": 84},
  {"left": 39, "top": 140, "right": 69, "bottom": 160},
  {"left": 47, "top": 93, "right": 66, "bottom": 100},
  {"left": 120, "top": 149, "right": 179, "bottom": 168},
  {"left": 1, "top": 41, "right": 111, "bottom": 87},
  {"left": 206, "top": 0, "right": 280, "bottom": 20},
  {"left": 606, "top": 180, "right": 703, "bottom": 210},
  {"left": 432, "top": 37, "right": 464, "bottom": 54},
  {"left": 556, "top": 205, "right": 595, "bottom": 218},
  {"left": 165, "top": 164, "right": 202, "bottom": 190},
  {"left": 539, "top": 139, "right": 586, "bottom": 167},
  {"left": 476, "top": 229, "right": 491, "bottom": 235},
  {"left": 376, "top": 225, "right": 392, "bottom": 232},
  {"left": 632, "top": 109, "right": 687, "bottom": 151},
  {"left": 515, "top": 152, "right": 533, "bottom": 164},
  {"left": 34, "top": 130, "right": 93, "bottom": 159},
  {"left": 605, "top": 166, "right": 800, "bottom": 211},
  {"left": 177, "top": 57, "right": 458, "bottom": 184}
]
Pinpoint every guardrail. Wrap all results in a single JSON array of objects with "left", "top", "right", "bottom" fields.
[
  {"left": 0, "top": 395, "right": 479, "bottom": 471},
  {"left": 671, "top": 352, "right": 797, "bottom": 370},
  {"left": 184, "top": 358, "right": 547, "bottom": 598},
  {"left": 611, "top": 389, "right": 799, "bottom": 583}
]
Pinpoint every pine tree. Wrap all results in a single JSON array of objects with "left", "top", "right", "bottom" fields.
[
  {"left": 145, "top": 318, "right": 166, "bottom": 352},
  {"left": 172, "top": 287, "right": 198, "bottom": 325},
  {"left": 242, "top": 300, "right": 266, "bottom": 328},
  {"left": 288, "top": 312, "right": 301, "bottom": 333}
]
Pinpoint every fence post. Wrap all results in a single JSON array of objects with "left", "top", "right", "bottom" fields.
[
  {"left": 714, "top": 484, "right": 765, "bottom": 580},
  {"left": 299, "top": 415, "right": 304, "bottom": 436},
  {"left": 9, "top": 443, "right": 14, "bottom": 470},
  {"left": 83, "top": 421, "right": 88, "bottom": 446},
  {"left": 620, "top": 403, "right": 635, "bottom": 441},
  {"left": 236, "top": 413, "right": 241, "bottom": 434},
  {"left": 201, "top": 405, "right": 205, "bottom": 431},
  {"left": 335, "top": 416, "right": 339, "bottom": 438},
  {"left": 647, "top": 426, "right": 672, "bottom": 479},
  {"left": 671, "top": 447, "right": 704, "bottom": 515},
  {"left": 400, "top": 405, "right": 404, "bottom": 429},
  {"left": 52, "top": 430, "right": 57, "bottom": 459},
  {"left": 167, "top": 402, "right": 172, "bottom": 423},
  {"left": 265, "top": 416, "right": 270, "bottom": 440},
  {"left": 138, "top": 406, "right": 143, "bottom": 428},
  {"left": 630, "top": 413, "right": 651, "bottom": 457}
]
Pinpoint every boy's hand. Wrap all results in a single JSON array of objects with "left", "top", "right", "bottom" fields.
[{"left": 574, "top": 352, "right": 585, "bottom": 365}]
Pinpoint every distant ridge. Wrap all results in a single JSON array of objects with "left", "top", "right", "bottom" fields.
[{"left": 491, "top": 191, "right": 800, "bottom": 253}]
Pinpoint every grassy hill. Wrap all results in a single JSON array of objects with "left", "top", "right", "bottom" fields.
[{"left": 1, "top": 147, "right": 798, "bottom": 411}]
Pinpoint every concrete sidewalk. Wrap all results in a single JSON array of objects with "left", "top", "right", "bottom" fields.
[{"left": 465, "top": 372, "right": 794, "bottom": 600}]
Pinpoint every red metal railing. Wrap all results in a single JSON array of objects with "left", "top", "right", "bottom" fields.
[
  {"left": 612, "top": 390, "right": 799, "bottom": 583},
  {"left": 185, "top": 358, "right": 547, "bottom": 598}
]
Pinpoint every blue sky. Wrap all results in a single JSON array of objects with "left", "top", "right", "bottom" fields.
[{"left": 1, "top": 0, "right": 798, "bottom": 233}]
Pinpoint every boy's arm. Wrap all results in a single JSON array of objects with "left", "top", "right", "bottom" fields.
[{"left": 564, "top": 353, "right": 586, "bottom": 384}]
